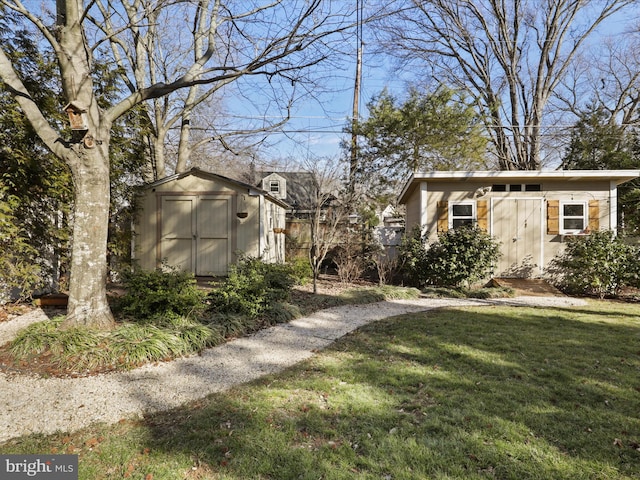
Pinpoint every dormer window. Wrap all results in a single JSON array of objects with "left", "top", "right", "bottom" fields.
[{"left": 261, "top": 173, "right": 286, "bottom": 200}]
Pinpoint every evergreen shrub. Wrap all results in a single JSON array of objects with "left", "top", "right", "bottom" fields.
[
  {"left": 424, "top": 225, "right": 501, "bottom": 288},
  {"left": 398, "top": 225, "right": 501, "bottom": 289},
  {"left": 114, "top": 267, "right": 206, "bottom": 320},
  {"left": 550, "top": 230, "right": 640, "bottom": 298},
  {"left": 207, "top": 256, "right": 296, "bottom": 317}
]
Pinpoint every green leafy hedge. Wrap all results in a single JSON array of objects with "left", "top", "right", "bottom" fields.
[{"left": 207, "top": 255, "right": 296, "bottom": 317}]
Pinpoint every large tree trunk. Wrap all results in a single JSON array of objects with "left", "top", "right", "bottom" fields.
[
  {"left": 57, "top": 0, "right": 115, "bottom": 329},
  {"left": 62, "top": 140, "right": 115, "bottom": 329}
]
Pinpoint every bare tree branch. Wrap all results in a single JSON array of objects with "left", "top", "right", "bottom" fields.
[{"left": 374, "top": 0, "right": 635, "bottom": 169}]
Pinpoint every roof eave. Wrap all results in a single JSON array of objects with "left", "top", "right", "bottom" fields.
[{"left": 399, "top": 170, "right": 640, "bottom": 204}]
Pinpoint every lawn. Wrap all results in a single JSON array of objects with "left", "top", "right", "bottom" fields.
[{"left": 1, "top": 300, "right": 639, "bottom": 479}]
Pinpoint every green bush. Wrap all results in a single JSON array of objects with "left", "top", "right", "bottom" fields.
[
  {"left": 397, "top": 226, "right": 430, "bottom": 287},
  {"left": 0, "top": 189, "right": 46, "bottom": 303},
  {"left": 550, "top": 230, "right": 640, "bottom": 298},
  {"left": 424, "top": 226, "right": 501, "bottom": 288},
  {"left": 114, "top": 267, "right": 206, "bottom": 320},
  {"left": 207, "top": 256, "right": 296, "bottom": 317},
  {"left": 398, "top": 225, "right": 501, "bottom": 289},
  {"left": 287, "top": 257, "right": 313, "bottom": 285}
]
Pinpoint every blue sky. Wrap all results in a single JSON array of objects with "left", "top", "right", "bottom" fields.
[
  {"left": 239, "top": 44, "right": 412, "bottom": 164},
  {"left": 245, "top": 4, "right": 636, "bottom": 167}
]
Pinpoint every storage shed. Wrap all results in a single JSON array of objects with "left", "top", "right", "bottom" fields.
[
  {"left": 398, "top": 170, "right": 640, "bottom": 278},
  {"left": 133, "top": 168, "right": 288, "bottom": 276}
]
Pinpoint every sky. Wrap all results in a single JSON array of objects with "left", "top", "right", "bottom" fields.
[
  {"left": 232, "top": 36, "right": 411, "bottom": 165},
  {"left": 241, "top": 4, "right": 637, "bottom": 169}
]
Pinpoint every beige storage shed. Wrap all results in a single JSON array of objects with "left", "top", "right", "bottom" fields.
[
  {"left": 398, "top": 170, "right": 640, "bottom": 278},
  {"left": 133, "top": 168, "right": 288, "bottom": 276}
]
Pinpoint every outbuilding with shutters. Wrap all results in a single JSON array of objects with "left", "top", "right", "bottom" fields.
[{"left": 398, "top": 170, "right": 640, "bottom": 278}]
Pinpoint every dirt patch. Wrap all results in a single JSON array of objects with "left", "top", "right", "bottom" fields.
[{"left": 486, "top": 278, "right": 564, "bottom": 297}]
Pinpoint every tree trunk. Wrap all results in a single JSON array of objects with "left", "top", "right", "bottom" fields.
[{"left": 61, "top": 139, "right": 115, "bottom": 329}]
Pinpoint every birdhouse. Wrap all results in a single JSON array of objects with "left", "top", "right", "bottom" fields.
[{"left": 63, "top": 102, "right": 89, "bottom": 131}]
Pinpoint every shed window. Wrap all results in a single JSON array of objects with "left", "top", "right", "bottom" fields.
[
  {"left": 492, "top": 184, "right": 507, "bottom": 192},
  {"left": 450, "top": 202, "right": 475, "bottom": 229},
  {"left": 269, "top": 180, "right": 280, "bottom": 194},
  {"left": 561, "top": 202, "right": 587, "bottom": 233},
  {"left": 525, "top": 184, "right": 541, "bottom": 191}
]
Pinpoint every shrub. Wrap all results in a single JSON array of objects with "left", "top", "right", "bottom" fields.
[
  {"left": 550, "top": 230, "right": 640, "bottom": 298},
  {"left": 207, "top": 256, "right": 296, "bottom": 317},
  {"left": 287, "top": 257, "right": 313, "bottom": 285},
  {"left": 398, "top": 225, "right": 501, "bottom": 289},
  {"left": 114, "top": 267, "right": 206, "bottom": 320},
  {"left": 424, "top": 225, "right": 501, "bottom": 289},
  {"left": 396, "top": 226, "right": 430, "bottom": 287},
  {"left": 0, "top": 190, "right": 46, "bottom": 303}
]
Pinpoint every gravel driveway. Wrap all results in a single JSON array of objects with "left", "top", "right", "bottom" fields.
[{"left": 0, "top": 295, "right": 587, "bottom": 444}]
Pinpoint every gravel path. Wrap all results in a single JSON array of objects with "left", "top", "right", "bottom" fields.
[{"left": 0, "top": 295, "right": 587, "bottom": 444}]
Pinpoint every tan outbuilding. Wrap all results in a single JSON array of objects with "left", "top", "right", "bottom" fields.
[
  {"left": 398, "top": 170, "right": 640, "bottom": 278},
  {"left": 133, "top": 168, "right": 288, "bottom": 276}
]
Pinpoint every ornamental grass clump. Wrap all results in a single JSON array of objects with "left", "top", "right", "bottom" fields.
[{"left": 8, "top": 313, "right": 222, "bottom": 375}]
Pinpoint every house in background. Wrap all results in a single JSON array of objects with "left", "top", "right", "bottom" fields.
[
  {"left": 259, "top": 171, "right": 327, "bottom": 258},
  {"left": 133, "top": 168, "right": 288, "bottom": 276},
  {"left": 260, "top": 171, "right": 405, "bottom": 259},
  {"left": 399, "top": 170, "right": 640, "bottom": 278}
]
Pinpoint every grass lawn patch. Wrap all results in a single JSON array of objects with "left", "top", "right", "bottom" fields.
[{"left": 1, "top": 300, "right": 639, "bottom": 479}]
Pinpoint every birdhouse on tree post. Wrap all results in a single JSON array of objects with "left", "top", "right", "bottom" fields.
[
  {"left": 63, "top": 102, "right": 89, "bottom": 131},
  {"left": 64, "top": 101, "right": 95, "bottom": 148}
]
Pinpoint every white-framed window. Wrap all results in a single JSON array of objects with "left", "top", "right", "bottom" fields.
[
  {"left": 269, "top": 180, "right": 280, "bottom": 194},
  {"left": 560, "top": 201, "right": 587, "bottom": 234},
  {"left": 449, "top": 202, "right": 475, "bottom": 229}
]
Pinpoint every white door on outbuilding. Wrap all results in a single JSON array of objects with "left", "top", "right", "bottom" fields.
[
  {"left": 491, "top": 198, "right": 543, "bottom": 278},
  {"left": 160, "top": 195, "right": 232, "bottom": 275}
]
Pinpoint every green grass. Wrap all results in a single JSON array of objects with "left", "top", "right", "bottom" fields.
[{"left": 2, "top": 300, "right": 639, "bottom": 479}]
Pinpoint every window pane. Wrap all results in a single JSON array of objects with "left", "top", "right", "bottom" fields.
[
  {"left": 492, "top": 184, "right": 507, "bottom": 192},
  {"left": 563, "top": 204, "right": 584, "bottom": 216},
  {"left": 509, "top": 184, "right": 522, "bottom": 192},
  {"left": 525, "top": 184, "right": 541, "bottom": 191},
  {"left": 453, "top": 219, "right": 473, "bottom": 228},
  {"left": 564, "top": 218, "right": 584, "bottom": 230},
  {"left": 452, "top": 204, "right": 473, "bottom": 216}
]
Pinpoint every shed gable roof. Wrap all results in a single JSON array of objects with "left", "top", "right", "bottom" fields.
[{"left": 144, "top": 167, "right": 289, "bottom": 208}]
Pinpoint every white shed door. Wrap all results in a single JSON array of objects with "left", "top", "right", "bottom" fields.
[
  {"left": 160, "top": 195, "right": 232, "bottom": 276},
  {"left": 492, "top": 198, "right": 543, "bottom": 278}
]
